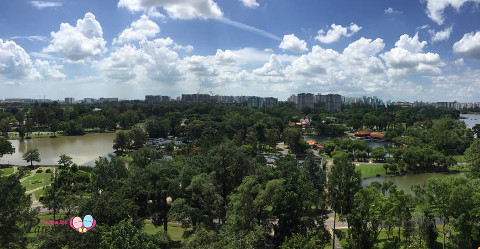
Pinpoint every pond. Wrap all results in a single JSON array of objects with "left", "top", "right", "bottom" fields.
[
  {"left": 0, "top": 133, "right": 116, "bottom": 166},
  {"left": 460, "top": 114, "right": 480, "bottom": 129},
  {"left": 361, "top": 172, "right": 465, "bottom": 195}
]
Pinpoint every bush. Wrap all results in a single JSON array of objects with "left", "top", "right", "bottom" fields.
[
  {"left": 36, "top": 169, "right": 43, "bottom": 173},
  {"left": 45, "top": 169, "right": 52, "bottom": 173}
]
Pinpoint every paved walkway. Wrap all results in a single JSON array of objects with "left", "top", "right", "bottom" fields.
[
  {"left": 329, "top": 229, "right": 344, "bottom": 249},
  {"left": 20, "top": 170, "right": 36, "bottom": 182},
  {"left": 276, "top": 142, "right": 289, "bottom": 156}
]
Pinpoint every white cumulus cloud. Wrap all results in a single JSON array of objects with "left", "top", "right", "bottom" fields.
[
  {"left": 315, "top": 23, "right": 362, "bottom": 43},
  {"left": 422, "top": 0, "right": 480, "bottom": 25},
  {"left": 240, "top": 0, "right": 259, "bottom": 8},
  {"left": 279, "top": 34, "right": 308, "bottom": 53},
  {"left": 96, "top": 38, "right": 184, "bottom": 83},
  {"left": 0, "top": 39, "right": 64, "bottom": 81},
  {"left": 43, "top": 12, "right": 107, "bottom": 62},
  {"left": 118, "top": 0, "right": 223, "bottom": 19},
  {"left": 453, "top": 31, "right": 480, "bottom": 60},
  {"left": 429, "top": 26, "right": 453, "bottom": 43},
  {"left": 381, "top": 33, "right": 443, "bottom": 77},
  {"left": 114, "top": 15, "right": 160, "bottom": 44},
  {"left": 253, "top": 55, "right": 284, "bottom": 76}
]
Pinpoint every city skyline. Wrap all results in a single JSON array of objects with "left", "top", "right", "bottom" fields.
[{"left": 1, "top": 0, "right": 480, "bottom": 101}]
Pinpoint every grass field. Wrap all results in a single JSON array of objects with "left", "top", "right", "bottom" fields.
[
  {"left": 143, "top": 220, "right": 189, "bottom": 241},
  {"left": 355, "top": 163, "right": 387, "bottom": 179},
  {"left": 21, "top": 172, "right": 52, "bottom": 191},
  {"left": 34, "top": 188, "right": 46, "bottom": 199},
  {"left": 0, "top": 167, "right": 14, "bottom": 176}
]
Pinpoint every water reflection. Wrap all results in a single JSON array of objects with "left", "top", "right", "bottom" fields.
[{"left": 1, "top": 133, "right": 115, "bottom": 166}]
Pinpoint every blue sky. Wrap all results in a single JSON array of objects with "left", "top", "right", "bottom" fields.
[{"left": 1, "top": 0, "right": 480, "bottom": 102}]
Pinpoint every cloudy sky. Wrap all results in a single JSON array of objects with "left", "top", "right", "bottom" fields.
[{"left": 1, "top": 0, "right": 480, "bottom": 101}]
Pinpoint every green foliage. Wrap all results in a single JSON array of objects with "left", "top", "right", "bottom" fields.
[
  {"left": 22, "top": 148, "right": 41, "bottom": 166},
  {"left": 113, "top": 127, "right": 147, "bottom": 152},
  {"left": 466, "top": 139, "right": 480, "bottom": 177},
  {"left": 60, "top": 120, "right": 85, "bottom": 136},
  {"left": 119, "top": 110, "right": 141, "bottom": 129},
  {"left": 346, "top": 187, "right": 385, "bottom": 249},
  {"left": 57, "top": 154, "right": 73, "bottom": 169},
  {"left": 146, "top": 117, "right": 171, "bottom": 138},
  {"left": 0, "top": 175, "right": 36, "bottom": 248},
  {"left": 0, "top": 137, "right": 14, "bottom": 157},
  {"left": 99, "top": 220, "right": 170, "bottom": 249}
]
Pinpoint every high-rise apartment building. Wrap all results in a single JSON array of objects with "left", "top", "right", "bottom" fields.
[
  {"left": 65, "top": 97, "right": 75, "bottom": 104},
  {"left": 296, "top": 93, "right": 314, "bottom": 109},
  {"left": 145, "top": 95, "right": 171, "bottom": 103}
]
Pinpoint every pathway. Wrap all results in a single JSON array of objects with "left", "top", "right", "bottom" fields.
[
  {"left": 326, "top": 212, "right": 348, "bottom": 249},
  {"left": 276, "top": 142, "right": 289, "bottom": 156},
  {"left": 20, "top": 170, "right": 36, "bottom": 182}
]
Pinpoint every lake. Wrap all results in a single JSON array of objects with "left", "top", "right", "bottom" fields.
[
  {"left": 0, "top": 133, "right": 116, "bottom": 166},
  {"left": 361, "top": 172, "right": 465, "bottom": 195},
  {"left": 460, "top": 114, "right": 480, "bottom": 129}
]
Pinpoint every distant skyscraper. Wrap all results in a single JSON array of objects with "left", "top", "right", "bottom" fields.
[
  {"left": 247, "top": 97, "right": 278, "bottom": 108},
  {"left": 65, "top": 97, "right": 75, "bottom": 104},
  {"left": 296, "top": 93, "right": 314, "bottom": 109},
  {"left": 325, "top": 94, "right": 342, "bottom": 112},
  {"left": 84, "top": 98, "right": 95, "bottom": 104},
  {"left": 181, "top": 94, "right": 211, "bottom": 103},
  {"left": 145, "top": 95, "right": 170, "bottom": 103}
]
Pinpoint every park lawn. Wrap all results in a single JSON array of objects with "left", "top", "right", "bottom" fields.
[
  {"left": 8, "top": 133, "right": 60, "bottom": 140},
  {"left": 22, "top": 172, "right": 52, "bottom": 191},
  {"left": 356, "top": 163, "right": 387, "bottom": 179},
  {"left": 34, "top": 188, "right": 46, "bottom": 199},
  {"left": 143, "top": 220, "right": 189, "bottom": 241},
  {"left": 0, "top": 167, "right": 14, "bottom": 176}
]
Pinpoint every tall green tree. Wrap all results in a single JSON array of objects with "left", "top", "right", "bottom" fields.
[
  {"left": 57, "top": 154, "right": 73, "bottom": 169},
  {"left": 327, "top": 154, "right": 362, "bottom": 248},
  {"left": 22, "top": 148, "right": 41, "bottom": 167},
  {"left": 0, "top": 137, "right": 14, "bottom": 158},
  {"left": 0, "top": 175, "right": 36, "bottom": 248},
  {"left": 346, "top": 187, "right": 385, "bottom": 249},
  {"left": 466, "top": 139, "right": 480, "bottom": 178}
]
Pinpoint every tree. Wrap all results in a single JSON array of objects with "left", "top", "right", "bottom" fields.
[
  {"left": 50, "top": 119, "right": 59, "bottom": 137},
  {"left": 0, "top": 137, "right": 14, "bottom": 158},
  {"left": 473, "top": 124, "right": 480, "bottom": 138},
  {"left": 16, "top": 126, "right": 26, "bottom": 141},
  {"left": 146, "top": 118, "right": 170, "bottom": 138},
  {"left": 99, "top": 220, "right": 169, "bottom": 249},
  {"left": 0, "top": 175, "right": 36, "bottom": 248},
  {"left": 23, "top": 148, "right": 41, "bottom": 167},
  {"left": 113, "top": 131, "right": 131, "bottom": 152},
  {"left": 0, "top": 121, "right": 10, "bottom": 138},
  {"left": 119, "top": 110, "right": 140, "bottom": 129},
  {"left": 327, "top": 154, "right": 362, "bottom": 248},
  {"left": 383, "top": 189, "right": 412, "bottom": 245},
  {"left": 346, "top": 187, "right": 385, "bottom": 249},
  {"left": 370, "top": 147, "right": 386, "bottom": 162},
  {"left": 256, "top": 157, "right": 329, "bottom": 246},
  {"left": 170, "top": 173, "right": 223, "bottom": 230},
  {"left": 129, "top": 127, "right": 147, "bottom": 150},
  {"left": 57, "top": 154, "right": 73, "bottom": 169},
  {"left": 466, "top": 139, "right": 480, "bottom": 178}
]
